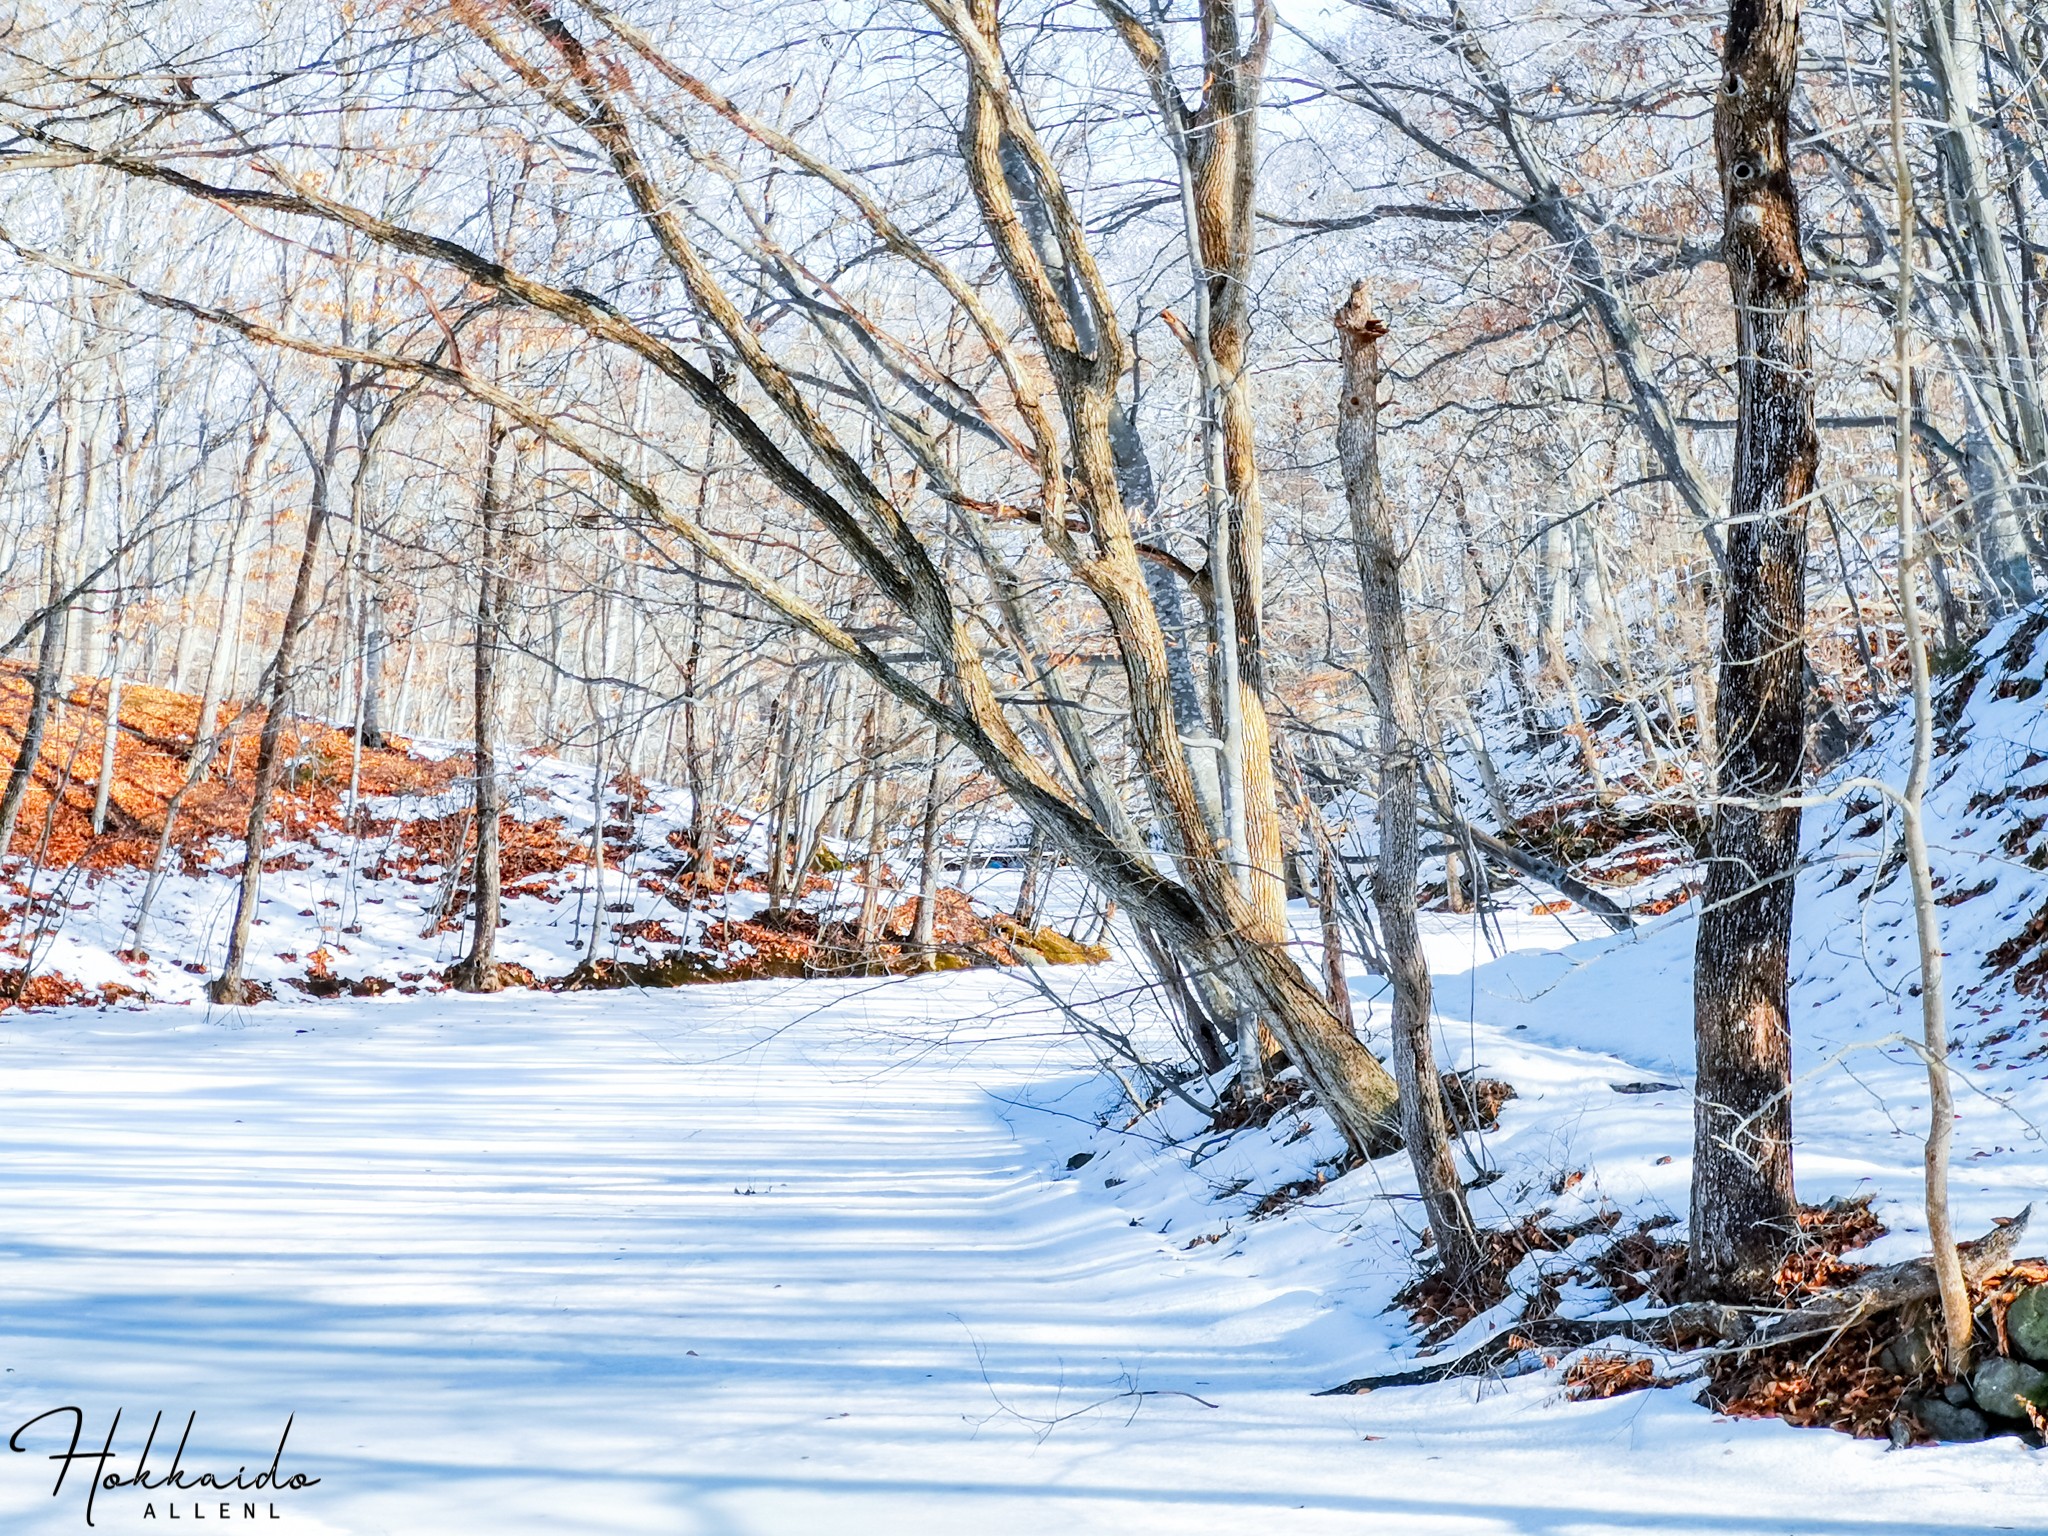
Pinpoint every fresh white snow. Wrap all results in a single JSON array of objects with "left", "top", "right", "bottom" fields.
[
  {"left": 9, "top": 618, "right": 2048, "bottom": 1531},
  {"left": 3, "top": 934, "right": 2045, "bottom": 1533}
]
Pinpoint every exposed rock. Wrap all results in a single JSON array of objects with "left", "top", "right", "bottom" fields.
[
  {"left": 1970, "top": 1354, "right": 2048, "bottom": 1420},
  {"left": 2007, "top": 1283, "right": 2048, "bottom": 1365},
  {"left": 1909, "top": 1395, "right": 1993, "bottom": 1443},
  {"left": 1877, "top": 1324, "right": 1934, "bottom": 1379}
]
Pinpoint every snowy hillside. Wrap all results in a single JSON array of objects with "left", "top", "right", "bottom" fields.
[
  {"left": 1042, "top": 608, "right": 2048, "bottom": 1441},
  {"left": 0, "top": 691, "right": 1063, "bottom": 1011}
]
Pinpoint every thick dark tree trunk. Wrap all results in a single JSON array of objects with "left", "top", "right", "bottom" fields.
[
  {"left": 1336, "top": 283, "right": 1485, "bottom": 1288},
  {"left": 451, "top": 423, "right": 508, "bottom": 993},
  {"left": 211, "top": 376, "right": 351, "bottom": 1005},
  {"left": 1688, "top": 0, "right": 1815, "bottom": 1300}
]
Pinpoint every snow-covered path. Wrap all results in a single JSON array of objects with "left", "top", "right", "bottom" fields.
[{"left": 1, "top": 973, "right": 2042, "bottom": 1534}]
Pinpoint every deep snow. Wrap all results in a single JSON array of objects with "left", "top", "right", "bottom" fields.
[
  {"left": 8, "top": 615, "right": 2048, "bottom": 1531},
  {"left": 2, "top": 936, "right": 2045, "bottom": 1533}
]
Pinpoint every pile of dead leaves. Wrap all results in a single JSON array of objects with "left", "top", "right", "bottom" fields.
[
  {"left": 1704, "top": 1311, "right": 1914, "bottom": 1437},
  {"left": 1564, "top": 1351, "right": 1676, "bottom": 1402},
  {"left": 1696, "top": 1197, "right": 1912, "bottom": 1437},
  {"left": 0, "top": 968, "right": 145, "bottom": 1011}
]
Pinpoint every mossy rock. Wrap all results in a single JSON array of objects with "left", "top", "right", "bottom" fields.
[
  {"left": 930, "top": 952, "right": 973, "bottom": 972},
  {"left": 2008, "top": 1284, "right": 2048, "bottom": 1365},
  {"left": 1970, "top": 1354, "right": 2048, "bottom": 1420}
]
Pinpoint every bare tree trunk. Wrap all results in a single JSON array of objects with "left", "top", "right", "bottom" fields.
[
  {"left": 451, "top": 422, "right": 508, "bottom": 992},
  {"left": 211, "top": 373, "right": 350, "bottom": 1004},
  {"left": 1316, "top": 839, "right": 1354, "bottom": 1031},
  {"left": 763, "top": 702, "right": 794, "bottom": 917},
  {"left": 1885, "top": 3, "right": 1972, "bottom": 1373},
  {"left": 912, "top": 729, "right": 944, "bottom": 965},
  {"left": 1, "top": 382, "right": 78, "bottom": 857},
  {"left": 358, "top": 528, "right": 388, "bottom": 748},
  {"left": 1337, "top": 283, "right": 1484, "bottom": 1288},
  {"left": 193, "top": 533, "right": 250, "bottom": 768},
  {"left": 90, "top": 625, "right": 122, "bottom": 834},
  {"left": 857, "top": 757, "right": 887, "bottom": 951},
  {"left": 681, "top": 548, "right": 712, "bottom": 872},
  {"left": 0, "top": 598, "right": 69, "bottom": 858},
  {"left": 1924, "top": 0, "right": 2048, "bottom": 548},
  {"left": 1688, "top": 0, "right": 1813, "bottom": 1301},
  {"left": 1012, "top": 824, "right": 1048, "bottom": 928}
]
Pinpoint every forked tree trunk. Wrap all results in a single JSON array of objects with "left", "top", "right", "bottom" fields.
[
  {"left": 1688, "top": 0, "right": 1813, "bottom": 1301},
  {"left": 451, "top": 422, "right": 508, "bottom": 993},
  {"left": 1336, "top": 283, "right": 1485, "bottom": 1287},
  {"left": 211, "top": 376, "right": 350, "bottom": 1005}
]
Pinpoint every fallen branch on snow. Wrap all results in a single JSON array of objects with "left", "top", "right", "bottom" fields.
[{"left": 1317, "top": 1206, "right": 2032, "bottom": 1396}]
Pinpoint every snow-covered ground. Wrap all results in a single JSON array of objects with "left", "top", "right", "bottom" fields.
[
  {"left": 3, "top": 925, "right": 2045, "bottom": 1534},
  {"left": 10, "top": 615, "right": 2048, "bottom": 1531}
]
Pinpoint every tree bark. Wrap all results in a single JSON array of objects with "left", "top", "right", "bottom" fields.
[
  {"left": 210, "top": 374, "right": 350, "bottom": 1004},
  {"left": 857, "top": 755, "right": 887, "bottom": 951},
  {"left": 358, "top": 527, "right": 388, "bottom": 748},
  {"left": 1688, "top": 0, "right": 1813, "bottom": 1301},
  {"left": 1884, "top": 2, "right": 1972, "bottom": 1373},
  {"left": 0, "top": 598, "right": 69, "bottom": 858},
  {"left": 451, "top": 421, "right": 508, "bottom": 993},
  {"left": 1336, "top": 283, "right": 1485, "bottom": 1286},
  {"left": 89, "top": 626, "right": 122, "bottom": 835},
  {"left": 912, "top": 728, "right": 944, "bottom": 964},
  {"left": 1012, "top": 824, "right": 1048, "bottom": 928}
]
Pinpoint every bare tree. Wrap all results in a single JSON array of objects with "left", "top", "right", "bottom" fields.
[
  {"left": 1336, "top": 282, "right": 1484, "bottom": 1286},
  {"left": 211, "top": 370, "right": 351, "bottom": 1005},
  {"left": 449, "top": 418, "right": 510, "bottom": 992},
  {"left": 1687, "top": 0, "right": 1815, "bottom": 1302}
]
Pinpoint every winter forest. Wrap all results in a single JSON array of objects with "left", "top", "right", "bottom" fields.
[{"left": 1, "top": 0, "right": 2047, "bottom": 1529}]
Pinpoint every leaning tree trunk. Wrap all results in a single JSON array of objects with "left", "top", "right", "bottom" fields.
[
  {"left": 0, "top": 596, "right": 70, "bottom": 858},
  {"left": 1688, "top": 0, "right": 1814, "bottom": 1301},
  {"left": 211, "top": 376, "right": 350, "bottom": 1005},
  {"left": 451, "top": 422, "right": 508, "bottom": 993},
  {"left": 1336, "top": 283, "right": 1485, "bottom": 1288}
]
